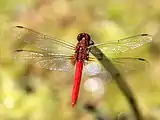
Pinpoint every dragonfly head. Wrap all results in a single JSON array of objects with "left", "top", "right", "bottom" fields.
[{"left": 77, "top": 33, "right": 94, "bottom": 46}]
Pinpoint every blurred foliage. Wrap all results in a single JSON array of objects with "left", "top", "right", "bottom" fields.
[{"left": 0, "top": 0, "right": 160, "bottom": 120}]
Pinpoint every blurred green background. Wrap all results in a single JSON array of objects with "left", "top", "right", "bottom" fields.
[{"left": 0, "top": 0, "right": 160, "bottom": 120}]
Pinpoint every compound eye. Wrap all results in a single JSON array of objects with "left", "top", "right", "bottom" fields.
[{"left": 77, "top": 33, "right": 83, "bottom": 41}]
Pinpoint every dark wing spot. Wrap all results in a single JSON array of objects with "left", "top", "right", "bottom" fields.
[
  {"left": 16, "top": 25, "right": 24, "bottom": 28},
  {"left": 141, "top": 34, "right": 149, "bottom": 36},
  {"left": 15, "top": 50, "right": 23, "bottom": 52}
]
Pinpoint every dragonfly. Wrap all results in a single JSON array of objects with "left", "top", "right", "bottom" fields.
[{"left": 12, "top": 26, "right": 152, "bottom": 107}]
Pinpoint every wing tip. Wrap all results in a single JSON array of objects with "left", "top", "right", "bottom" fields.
[
  {"left": 11, "top": 25, "right": 24, "bottom": 29},
  {"left": 141, "top": 33, "right": 152, "bottom": 38},
  {"left": 14, "top": 50, "right": 23, "bottom": 52},
  {"left": 15, "top": 25, "right": 24, "bottom": 28},
  {"left": 140, "top": 33, "right": 152, "bottom": 38},
  {"left": 141, "top": 33, "right": 149, "bottom": 36},
  {"left": 137, "top": 58, "right": 150, "bottom": 66},
  {"left": 140, "top": 33, "right": 152, "bottom": 42}
]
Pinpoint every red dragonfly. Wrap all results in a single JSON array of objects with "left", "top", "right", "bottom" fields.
[{"left": 12, "top": 26, "right": 152, "bottom": 107}]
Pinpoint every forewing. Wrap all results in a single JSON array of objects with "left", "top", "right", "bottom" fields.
[
  {"left": 13, "top": 50, "right": 74, "bottom": 71},
  {"left": 12, "top": 26, "right": 75, "bottom": 54},
  {"left": 91, "top": 34, "right": 152, "bottom": 55}
]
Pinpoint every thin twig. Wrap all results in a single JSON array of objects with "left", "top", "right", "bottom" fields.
[{"left": 90, "top": 46, "right": 143, "bottom": 120}]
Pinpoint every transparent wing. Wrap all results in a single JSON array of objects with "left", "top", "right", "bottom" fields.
[
  {"left": 83, "top": 57, "right": 149, "bottom": 99},
  {"left": 85, "top": 57, "right": 149, "bottom": 75},
  {"left": 13, "top": 50, "right": 75, "bottom": 71},
  {"left": 111, "top": 57, "right": 149, "bottom": 73},
  {"left": 12, "top": 26, "right": 76, "bottom": 53},
  {"left": 91, "top": 34, "right": 152, "bottom": 55}
]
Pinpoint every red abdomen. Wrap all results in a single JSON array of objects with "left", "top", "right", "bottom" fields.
[{"left": 72, "top": 60, "right": 84, "bottom": 107}]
